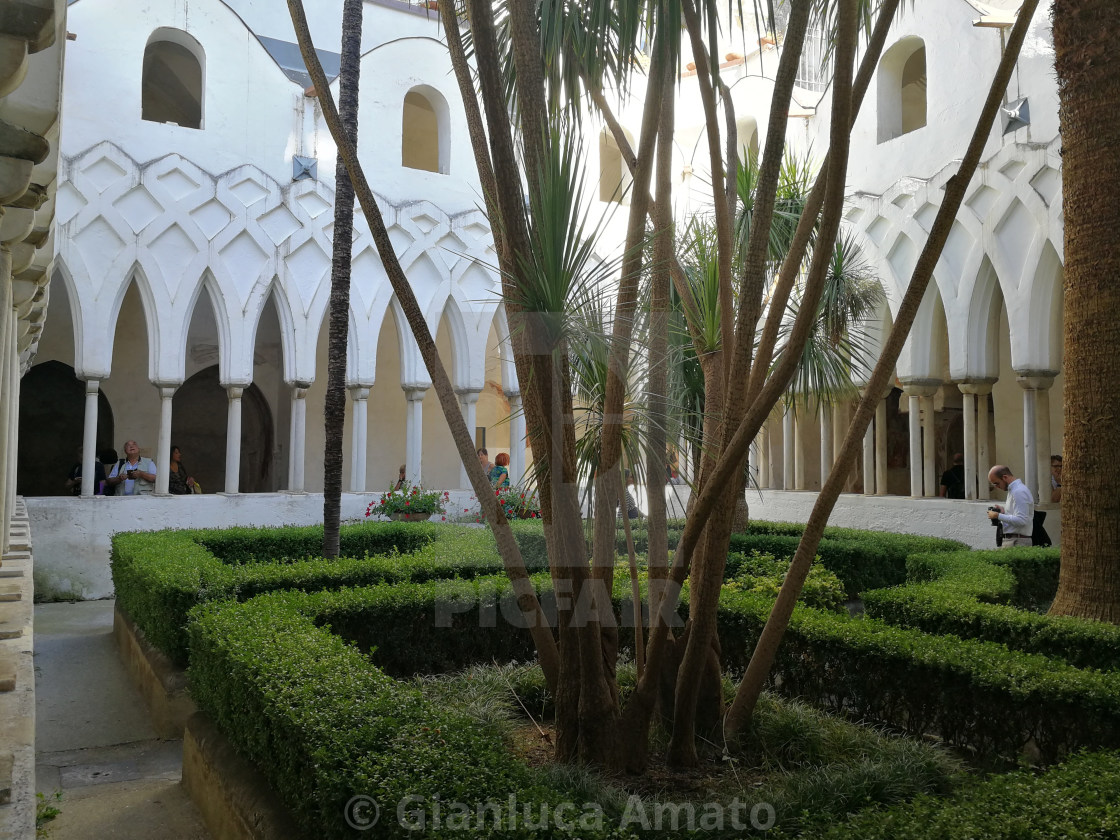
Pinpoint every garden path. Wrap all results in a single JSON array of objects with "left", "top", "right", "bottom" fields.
[{"left": 34, "top": 600, "right": 209, "bottom": 839}]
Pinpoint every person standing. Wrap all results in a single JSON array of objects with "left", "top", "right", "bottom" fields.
[
  {"left": 488, "top": 452, "right": 510, "bottom": 489},
  {"left": 65, "top": 446, "right": 105, "bottom": 496},
  {"left": 939, "top": 452, "right": 966, "bottom": 499},
  {"left": 987, "top": 465, "right": 1034, "bottom": 547},
  {"left": 167, "top": 445, "right": 197, "bottom": 495},
  {"left": 107, "top": 440, "right": 156, "bottom": 496}
]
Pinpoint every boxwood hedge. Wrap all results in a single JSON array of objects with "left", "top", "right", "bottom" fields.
[{"left": 862, "top": 548, "right": 1120, "bottom": 671}]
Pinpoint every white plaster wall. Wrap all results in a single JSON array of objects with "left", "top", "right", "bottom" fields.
[{"left": 27, "top": 489, "right": 482, "bottom": 600}]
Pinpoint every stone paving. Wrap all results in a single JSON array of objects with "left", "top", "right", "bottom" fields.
[{"left": 34, "top": 600, "right": 208, "bottom": 839}]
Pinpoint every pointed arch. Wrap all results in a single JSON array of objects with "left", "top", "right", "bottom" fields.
[
  {"left": 1027, "top": 241, "right": 1064, "bottom": 372},
  {"left": 248, "top": 279, "right": 296, "bottom": 384},
  {"left": 490, "top": 303, "right": 519, "bottom": 392},
  {"left": 388, "top": 295, "right": 423, "bottom": 388},
  {"left": 964, "top": 256, "right": 1004, "bottom": 380},
  {"left": 433, "top": 294, "right": 471, "bottom": 391},
  {"left": 107, "top": 263, "right": 160, "bottom": 381},
  {"left": 49, "top": 259, "right": 84, "bottom": 373}
]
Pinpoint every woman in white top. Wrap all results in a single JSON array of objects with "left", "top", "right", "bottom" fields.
[{"left": 107, "top": 439, "right": 156, "bottom": 496}]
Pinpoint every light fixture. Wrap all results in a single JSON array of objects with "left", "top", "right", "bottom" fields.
[
  {"left": 293, "top": 156, "right": 317, "bottom": 182},
  {"left": 1001, "top": 97, "right": 1030, "bottom": 135}
]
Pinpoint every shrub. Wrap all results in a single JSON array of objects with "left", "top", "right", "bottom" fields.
[
  {"left": 724, "top": 551, "right": 848, "bottom": 613},
  {"left": 801, "top": 750, "right": 1120, "bottom": 840},
  {"left": 863, "top": 548, "right": 1120, "bottom": 670},
  {"left": 365, "top": 483, "right": 449, "bottom": 518}
]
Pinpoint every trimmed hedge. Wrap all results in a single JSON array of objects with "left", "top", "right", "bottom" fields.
[
  {"left": 111, "top": 523, "right": 524, "bottom": 666},
  {"left": 801, "top": 749, "right": 1120, "bottom": 839},
  {"left": 863, "top": 548, "right": 1120, "bottom": 671},
  {"left": 188, "top": 587, "right": 640, "bottom": 840}
]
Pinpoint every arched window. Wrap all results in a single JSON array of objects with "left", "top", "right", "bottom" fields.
[
  {"left": 142, "top": 29, "right": 205, "bottom": 129},
  {"left": 877, "top": 37, "right": 927, "bottom": 143},
  {"left": 402, "top": 86, "right": 450, "bottom": 174},
  {"left": 599, "top": 129, "right": 633, "bottom": 205}
]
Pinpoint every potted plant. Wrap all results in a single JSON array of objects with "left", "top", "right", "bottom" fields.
[
  {"left": 495, "top": 486, "right": 541, "bottom": 520},
  {"left": 365, "top": 483, "right": 448, "bottom": 522}
]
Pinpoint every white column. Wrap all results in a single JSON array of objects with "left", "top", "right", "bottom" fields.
[
  {"left": 782, "top": 404, "right": 795, "bottom": 491},
  {"left": 961, "top": 389, "right": 978, "bottom": 500},
  {"left": 921, "top": 394, "right": 937, "bottom": 497},
  {"left": 224, "top": 386, "right": 244, "bottom": 494},
  {"left": 288, "top": 384, "right": 309, "bottom": 492},
  {"left": 832, "top": 400, "right": 850, "bottom": 492},
  {"left": 508, "top": 392, "right": 526, "bottom": 487},
  {"left": 154, "top": 384, "right": 176, "bottom": 495},
  {"left": 81, "top": 379, "right": 100, "bottom": 497},
  {"left": 862, "top": 422, "right": 875, "bottom": 496},
  {"left": 0, "top": 286, "right": 11, "bottom": 549},
  {"left": 977, "top": 389, "right": 991, "bottom": 501},
  {"left": 1035, "top": 384, "right": 1053, "bottom": 504},
  {"left": 405, "top": 387, "right": 426, "bottom": 485},
  {"left": 820, "top": 403, "right": 833, "bottom": 486},
  {"left": 793, "top": 405, "right": 806, "bottom": 490},
  {"left": 349, "top": 386, "right": 370, "bottom": 493},
  {"left": 5, "top": 318, "right": 16, "bottom": 524},
  {"left": 759, "top": 422, "right": 771, "bottom": 490},
  {"left": 875, "top": 396, "right": 889, "bottom": 496},
  {"left": 907, "top": 393, "right": 922, "bottom": 498},
  {"left": 458, "top": 388, "right": 480, "bottom": 490}
]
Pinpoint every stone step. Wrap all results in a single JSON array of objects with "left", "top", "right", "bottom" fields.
[
  {"left": 0, "top": 663, "right": 15, "bottom": 692},
  {"left": 0, "top": 587, "right": 21, "bottom": 603},
  {"left": 0, "top": 623, "right": 22, "bottom": 641},
  {"left": 0, "top": 569, "right": 22, "bottom": 578}
]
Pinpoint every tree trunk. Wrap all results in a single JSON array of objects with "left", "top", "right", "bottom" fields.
[
  {"left": 322, "top": 0, "right": 362, "bottom": 559},
  {"left": 1049, "top": 0, "right": 1120, "bottom": 623}
]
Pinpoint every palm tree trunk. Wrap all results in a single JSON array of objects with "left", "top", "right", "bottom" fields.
[
  {"left": 322, "top": 0, "right": 362, "bottom": 559},
  {"left": 1049, "top": 0, "right": 1120, "bottom": 623},
  {"left": 724, "top": 0, "right": 1042, "bottom": 735}
]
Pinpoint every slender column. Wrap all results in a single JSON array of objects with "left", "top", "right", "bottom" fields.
[
  {"left": 1035, "top": 385, "right": 1052, "bottom": 504},
  {"left": 977, "top": 391, "right": 991, "bottom": 501},
  {"left": 507, "top": 392, "right": 525, "bottom": 486},
  {"left": 349, "top": 386, "right": 370, "bottom": 493},
  {"left": 921, "top": 394, "right": 937, "bottom": 497},
  {"left": 1017, "top": 372, "right": 1057, "bottom": 504},
  {"left": 820, "top": 402, "right": 833, "bottom": 486},
  {"left": 907, "top": 393, "right": 922, "bottom": 497},
  {"left": 961, "top": 390, "right": 978, "bottom": 500},
  {"left": 288, "top": 384, "right": 309, "bottom": 492},
  {"left": 405, "top": 387, "right": 426, "bottom": 485},
  {"left": 862, "top": 422, "right": 875, "bottom": 495},
  {"left": 0, "top": 288, "right": 11, "bottom": 548},
  {"left": 875, "top": 396, "right": 889, "bottom": 496},
  {"left": 154, "top": 384, "right": 176, "bottom": 494},
  {"left": 456, "top": 389, "right": 481, "bottom": 490},
  {"left": 81, "top": 379, "right": 100, "bottom": 497},
  {"left": 6, "top": 324, "right": 18, "bottom": 521},
  {"left": 833, "top": 400, "right": 852, "bottom": 492},
  {"left": 782, "top": 403, "right": 794, "bottom": 491},
  {"left": 223, "top": 386, "right": 244, "bottom": 493},
  {"left": 793, "top": 405, "right": 806, "bottom": 490},
  {"left": 758, "top": 422, "right": 771, "bottom": 490}
]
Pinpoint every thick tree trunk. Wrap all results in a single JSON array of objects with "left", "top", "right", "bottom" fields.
[
  {"left": 1049, "top": 0, "right": 1120, "bottom": 623},
  {"left": 322, "top": 0, "right": 362, "bottom": 559}
]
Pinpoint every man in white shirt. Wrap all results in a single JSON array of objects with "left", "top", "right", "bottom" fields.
[{"left": 987, "top": 465, "right": 1034, "bottom": 547}]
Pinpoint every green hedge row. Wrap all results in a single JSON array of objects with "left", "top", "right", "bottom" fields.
[
  {"left": 111, "top": 523, "right": 528, "bottom": 666},
  {"left": 188, "top": 587, "right": 642, "bottom": 840},
  {"left": 200, "top": 569, "right": 1120, "bottom": 766},
  {"left": 800, "top": 749, "right": 1120, "bottom": 840},
  {"left": 507, "top": 519, "right": 966, "bottom": 597},
  {"left": 862, "top": 549, "right": 1120, "bottom": 671}
]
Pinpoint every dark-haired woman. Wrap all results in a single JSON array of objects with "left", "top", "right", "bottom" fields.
[{"left": 168, "top": 445, "right": 197, "bottom": 495}]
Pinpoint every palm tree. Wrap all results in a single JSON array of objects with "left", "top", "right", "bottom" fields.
[
  {"left": 322, "top": 0, "right": 362, "bottom": 559},
  {"left": 1048, "top": 0, "right": 1120, "bottom": 623}
]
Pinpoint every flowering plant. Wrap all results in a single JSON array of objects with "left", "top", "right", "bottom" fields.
[
  {"left": 495, "top": 486, "right": 541, "bottom": 520},
  {"left": 365, "top": 482, "right": 449, "bottom": 518}
]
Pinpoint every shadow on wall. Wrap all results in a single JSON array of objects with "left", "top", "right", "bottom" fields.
[
  {"left": 172, "top": 365, "right": 274, "bottom": 493},
  {"left": 17, "top": 361, "right": 115, "bottom": 496}
]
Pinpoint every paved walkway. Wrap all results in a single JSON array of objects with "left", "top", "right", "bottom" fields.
[{"left": 34, "top": 600, "right": 208, "bottom": 839}]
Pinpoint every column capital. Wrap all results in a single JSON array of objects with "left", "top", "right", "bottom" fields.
[
  {"left": 455, "top": 387, "right": 481, "bottom": 405},
  {"left": 225, "top": 385, "right": 245, "bottom": 400},
  {"left": 157, "top": 386, "right": 177, "bottom": 400},
  {"left": 898, "top": 378, "right": 941, "bottom": 398},
  {"left": 287, "top": 379, "right": 312, "bottom": 390},
  {"left": 405, "top": 387, "right": 427, "bottom": 402},
  {"left": 348, "top": 385, "right": 370, "bottom": 401},
  {"left": 504, "top": 390, "right": 523, "bottom": 404},
  {"left": 83, "top": 378, "right": 100, "bottom": 395},
  {"left": 957, "top": 378, "right": 997, "bottom": 396},
  {"left": 1015, "top": 370, "right": 1058, "bottom": 391}
]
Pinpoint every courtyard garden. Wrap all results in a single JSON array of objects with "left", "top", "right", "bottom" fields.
[{"left": 110, "top": 518, "right": 1120, "bottom": 838}]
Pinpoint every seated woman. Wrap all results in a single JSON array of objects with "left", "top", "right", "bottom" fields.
[
  {"left": 168, "top": 445, "right": 198, "bottom": 495},
  {"left": 488, "top": 452, "right": 511, "bottom": 489}
]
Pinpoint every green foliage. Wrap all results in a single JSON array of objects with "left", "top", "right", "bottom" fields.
[
  {"left": 111, "top": 523, "right": 522, "bottom": 666},
  {"left": 724, "top": 550, "right": 848, "bottom": 613},
  {"left": 800, "top": 750, "right": 1120, "bottom": 840},
  {"left": 863, "top": 548, "right": 1120, "bottom": 670},
  {"left": 35, "top": 791, "right": 62, "bottom": 837}
]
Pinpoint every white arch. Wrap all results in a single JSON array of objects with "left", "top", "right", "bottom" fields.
[
  {"left": 402, "top": 84, "right": 450, "bottom": 175},
  {"left": 142, "top": 27, "right": 206, "bottom": 129},
  {"left": 106, "top": 263, "right": 161, "bottom": 384}
]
